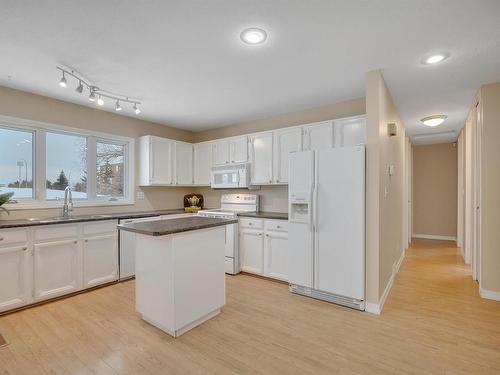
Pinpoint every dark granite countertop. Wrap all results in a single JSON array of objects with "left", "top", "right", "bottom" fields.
[
  {"left": 0, "top": 209, "right": 190, "bottom": 229},
  {"left": 237, "top": 211, "right": 288, "bottom": 220},
  {"left": 117, "top": 216, "right": 238, "bottom": 236}
]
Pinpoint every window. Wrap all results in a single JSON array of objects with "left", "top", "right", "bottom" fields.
[
  {"left": 96, "top": 141, "right": 125, "bottom": 200},
  {"left": 0, "top": 127, "right": 34, "bottom": 199},
  {"left": 46, "top": 132, "right": 88, "bottom": 200},
  {"left": 0, "top": 118, "right": 134, "bottom": 208}
]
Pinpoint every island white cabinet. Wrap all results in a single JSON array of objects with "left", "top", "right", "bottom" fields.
[
  {"left": 249, "top": 132, "right": 274, "bottom": 185},
  {"left": 273, "top": 127, "right": 303, "bottom": 184},
  {"left": 174, "top": 141, "right": 194, "bottom": 185},
  {"left": 140, "top": 135, "right": 174, "bottom": 186},
  {"left": 0, "top": 244, "right": 30, "bottom": 313},
  {"left": 303, "top": 121, "right": 334, "bottom": 151},
  {"left": 239, "top": 218, "right": 288, "bottom": 281},
  {"left": 33, "top": 238, "right": 79, "bottom": 301},
  {"left": 193, "top": 141, "right": 212, "bottom": 185}
]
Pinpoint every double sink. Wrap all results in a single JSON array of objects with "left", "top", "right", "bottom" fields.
[{"left": 26, "top": 214, "right": 112, "bottom": 224}]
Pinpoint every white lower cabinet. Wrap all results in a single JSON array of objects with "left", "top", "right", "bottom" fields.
[
  {"left": 83, "top": 233, "right": 118, "bottom": 288},
  {"left": 239, "top": 219, "right": 288, "bottom": 281},
  {"left": 34, "top": 239, "right": 80, "bottom": 302},
  {"left": 0, "top": 245, "right": 31, "bottom": 312},
  {"left": 239, "top": 228, "right": 264, "bottom": 274},
  {"left": 264, "top": 231, "right": 288, "bottom": 281}
]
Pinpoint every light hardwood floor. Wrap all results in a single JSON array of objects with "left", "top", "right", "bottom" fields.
[{"left": 0, "top": 239, "right": 499, "bottom": 374}]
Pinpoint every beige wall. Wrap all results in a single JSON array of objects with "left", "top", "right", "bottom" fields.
[
  {"left": 365, "top": 70, "right": 406, "bottom": 305},
  {"left": 0, "top": 85, "right": 195, "bottom": 220},
  {"left": 412, "top": 143, "right": 457, "bottom": 238},
  {"left": 193, "top": 98, "right": 365, "bottom": 142},
  {"left": 479, "top": 82, "right": 500, "bottom": 294}
]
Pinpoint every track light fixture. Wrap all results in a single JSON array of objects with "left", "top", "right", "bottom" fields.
[
  {"left": 59, "top": 72, "right": 67, "bottom": 87},
  {"left": 76, "top": 80, "right": 84, "bottom": 93},
  {"left": 56, "top": 66, "right": 142, "bottom": 115}
]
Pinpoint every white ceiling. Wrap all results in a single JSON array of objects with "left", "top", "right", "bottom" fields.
[{"left": 1, "top": 1, "right": 499, "bottom": 143}]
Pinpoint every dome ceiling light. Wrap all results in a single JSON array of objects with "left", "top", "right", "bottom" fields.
[{"left": 420, "top": 114, "right": 448, "bottom": 127}]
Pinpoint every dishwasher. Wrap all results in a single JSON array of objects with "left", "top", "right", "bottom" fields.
[{"left": 118, "top": 214, "right": 193, "bottom": 280}]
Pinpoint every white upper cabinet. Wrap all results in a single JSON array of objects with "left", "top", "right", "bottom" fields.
[
  {"left": 273, "top": 127, "right": 302, "bottom": 184},
  {"left": 212, "top": 140, "right": 230, "bottom": 165},
  {"left": 193, "top": 142, "right": 212, "bottom": 186},
  {"left": 229, "top": 136, "right": 248, "bottom": 164},
  {"left": 303, "top": 121, "right": 334, "bottom": 151},
  {"left": 249, "top": 132, "right": 274, "bottom": 185},
  {"left": 140, "top": 135, "right": 174, "bottom": 186},
  {"left": 333, "top": 116, "right": 366, "bottom": 147},
  {"left": 174, "top": 141, "right": 193, "bottom": 185}
]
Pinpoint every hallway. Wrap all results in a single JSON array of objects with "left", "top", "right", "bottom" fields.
[{"left": 0, "top": 240, "right": 499, "bottom": 374}]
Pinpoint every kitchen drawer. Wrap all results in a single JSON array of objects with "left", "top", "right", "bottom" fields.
[
  {"left": 0, "top": 228, "right": 28, "bottom": 246},
  {"left": 83, "top": 220, "right": 117, "bottom": 236},
  {"left": 34, "top": 224, "right": 79, "bottom": 242},
  {"left": 239, "top": 218, "right": 264, "bottom": 229},
  {"left": 264, "top": 220, "right": 288, "bottom": 232}
]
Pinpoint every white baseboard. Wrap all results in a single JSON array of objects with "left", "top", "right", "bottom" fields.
[
  {"left": 365, "top": 249, "right": 405, "bottom": 316},
  {"left": 480, "top": 288, "right": 500, "bottom": 302},
  {"left": 412, "top": 234, "right": 457, "bottom": 241}
]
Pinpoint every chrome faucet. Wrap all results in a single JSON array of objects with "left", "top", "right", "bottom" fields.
[{"left": 62, "top": 186, "right": 73, "bottom": 217}]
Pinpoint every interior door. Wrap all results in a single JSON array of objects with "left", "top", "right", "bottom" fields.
[
  {"left": 34, "top": 239, "right": 79, "bottom": 301},
  {"left": 151, "top": 137, "right": 174, "bottom": 184},
  {"left": 314, "top": 147, "right": 365, "bottom": 300},
  {"left": 0, "top": 245, "right": 30, "bottom": 312},
  {"left": 175, "top": 142, "right": 193, "bottom": 185},
  {"left": 274, "top": 127, "right": 302, "bottom": 184},
  {"left": 230, "top": 137, "right": 248, "bottom": 164},
  {"left": 250, "top": 132, "right": 273, "bottom": 184},
  {"left": 83, "top": 234, "right": 118, "bottom": 288}
]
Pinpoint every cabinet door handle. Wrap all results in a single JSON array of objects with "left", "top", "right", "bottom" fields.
[
  {"left": 74, "top": 241, "right": 78, "bottom": 244},
  {"left": 0, "top": 237, "right": 3, "bottom": 241},
  {"left": 277, "top": 225, "right": 281, "bottom": 229},
  {"left": 249, "top": 222, "right": 253, "bottom": 226},
  {"left": 258, "top": 233, "right": 263, "bottom": 236},
  {"left": 265, "top": 234, "right": 269, "bottom": 237},
  {"left": 84, "top": 239, "right": 88, "bottom": 242},
  {"left": 22, "top": 246, "right": 28, "bottom": 251}
]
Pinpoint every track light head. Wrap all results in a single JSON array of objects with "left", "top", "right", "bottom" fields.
[
  {"left": 115, "top": 100, "right": 122, "bottom": 111},
  {"left": 97, "top": 95, "right": 104, "bottom": 106},
  {"left": 59, "top": 72, "right": 67, "bottom": 88},
  {"left": 88, "top": 90, "right": 96, "bottom": 102},
  {"left": 133, "top": 103, "right": 141, "bottom": 115},
  {"left": 76, "top": 81, "right": 84, "bottom": 93}
]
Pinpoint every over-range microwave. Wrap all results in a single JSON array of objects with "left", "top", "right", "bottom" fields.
[{"left": 211, "top": 163, "right": 250, "bottom": 189}]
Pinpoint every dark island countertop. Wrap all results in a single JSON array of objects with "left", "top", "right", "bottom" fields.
[
  {"left": 237, "top": 211, "right": 288, "bottom": 220},
  {"left": 117, "top": 216, "right": 238, "bottom": 236},
  {"left": 0, "top": 209, "right": 190, "bottom": 229}
]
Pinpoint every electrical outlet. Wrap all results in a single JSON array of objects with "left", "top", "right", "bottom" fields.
[{"left": 137, "top": 190, "right": 145, "bottom": 200}]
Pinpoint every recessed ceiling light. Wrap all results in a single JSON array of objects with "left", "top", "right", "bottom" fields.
[
  {"left": 422, "top": 53, "right": 449, "bottom": 65},
  {"left": 240, "top": 28, "right": 267, "bottom": 45},
  {"left": 420, "top": 115, "right": 447, "bottom": 127}
]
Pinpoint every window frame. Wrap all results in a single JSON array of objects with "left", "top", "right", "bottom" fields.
[{"left": 0, "top": 115, "right": 135, "bottom": 210}]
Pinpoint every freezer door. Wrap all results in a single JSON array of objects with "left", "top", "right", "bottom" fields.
[
  {"left": 288, "top": 150, "right": 315, "bottom": 288},
  {"left": 314, "top": 146, "right": 365, "bottom": 300}
]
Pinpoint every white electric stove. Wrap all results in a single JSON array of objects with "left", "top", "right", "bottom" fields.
[{"left": 198, "top": 194, "right": 259, "bottom": 274}]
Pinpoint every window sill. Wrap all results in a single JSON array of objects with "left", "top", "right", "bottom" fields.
[{"left": 4, "top": 199, "right": 135, "bottom": 211}]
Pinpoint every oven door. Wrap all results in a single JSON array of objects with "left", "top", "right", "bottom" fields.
[{"left": 211, "top": 168, "right": 241, "bottom": 188}]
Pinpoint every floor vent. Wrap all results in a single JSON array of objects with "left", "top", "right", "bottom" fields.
[{"left": 0, "top": 333, "right": 8, "bottom": 348}]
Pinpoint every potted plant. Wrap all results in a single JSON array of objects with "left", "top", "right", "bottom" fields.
[{"left": 0, "top": 192, "right": 16, "bottom": 215}]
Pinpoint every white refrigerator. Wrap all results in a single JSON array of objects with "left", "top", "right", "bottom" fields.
[{"left": 288, "top": 146, "right": 365, "bottom": 310}]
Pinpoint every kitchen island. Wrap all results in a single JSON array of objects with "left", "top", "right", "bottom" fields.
[{"left": 117, "top": 216, "right": 237, "bottom": 337}]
